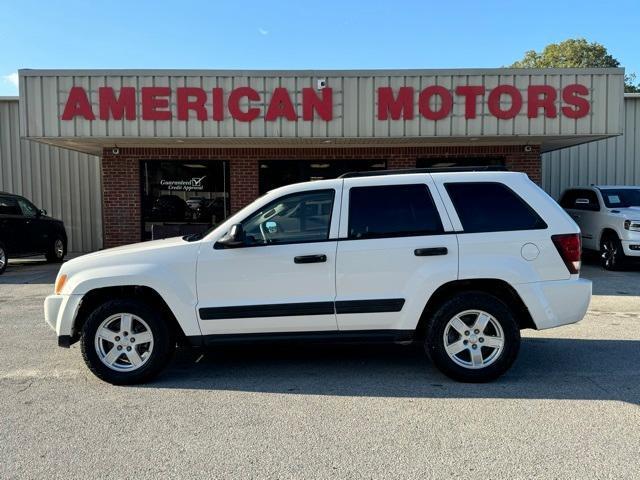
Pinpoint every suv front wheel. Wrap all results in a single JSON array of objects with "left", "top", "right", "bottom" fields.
[
  {"left": 425, "top": 292, "right": 520, "bottom": 382},
  {"left": 80, "top": 299, "right": 175, "bottom": 385}
]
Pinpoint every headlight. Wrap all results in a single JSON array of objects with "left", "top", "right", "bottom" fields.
[
  {"left": 624, "top": 220, "right": 640, "bottom": 232},
  {"left": 54, "top": 274, "right": 68, "bottom": 294}
]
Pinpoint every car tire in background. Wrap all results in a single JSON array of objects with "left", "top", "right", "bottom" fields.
[
  {"left": 600, "top": 233, "right": 625, "bottom": 271},
  {"left": 425, "top": 291, "right": 521, "bottom": 383},
  {"left": 81, "top": 298, "right": 175, "bottom": 385},
  {"left": 0, "top": 241, "right": 7, "bottom": 275},
  {"left": 45, "top": 237, "right": 66, "bottom": 263}
]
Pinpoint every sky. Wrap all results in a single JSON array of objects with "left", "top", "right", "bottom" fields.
[{"left": 1, "top": 0, "right": 639, "bottom": 96}]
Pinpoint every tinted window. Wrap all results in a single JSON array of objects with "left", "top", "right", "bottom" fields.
[
  {"left": 559, "top": 189, "right": 600, "bottom": 211},
  {"left": 0, "top": 195, "right": 21, "bottom": 215},
  {"left": 348, "top": 184, "right": 443, "bottom": 239},
  {"left": 445, "top": 182, "right": 547, "bottom": 233},
  {"left": 600, "top": 188, "right": 640, "bottom": 208},
  {"left": 17, "top": 197, "right": 38, "bottom": 217},
  {"left": 242, "top": 190, "right": 335, "bottom": 245}
]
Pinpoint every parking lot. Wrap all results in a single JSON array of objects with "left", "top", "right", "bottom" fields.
[{"left": 1, "top": 258, "right": 639, "bottom": 479}]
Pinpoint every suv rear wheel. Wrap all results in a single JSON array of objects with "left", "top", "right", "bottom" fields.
[
  {"left": 425, "top": 292, "right": 520, "bottom": 382},
  {"left": 80, "top": 298, "right": 175, "bottom": 385},
  {"left": 600, "top": 233, "right": 624, "bottom": 271}
]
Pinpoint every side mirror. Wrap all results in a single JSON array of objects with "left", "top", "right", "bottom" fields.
[
  {"left": 215, "top": 224, "right": 245, "bottom": 249},
  {"left": 39, "top": 209, "right": 47, "bottom": 217}
]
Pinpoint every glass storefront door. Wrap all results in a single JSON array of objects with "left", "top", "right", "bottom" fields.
[
  {"left": 140, "top": 160, "right": 229, "bottom": 240},
  {"left": 258, "top": 160, "right": 387, "bottom": 193}
]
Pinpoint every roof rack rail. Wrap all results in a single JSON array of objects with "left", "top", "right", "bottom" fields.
[{"left": 338, "top": 165, "right": 508, "bottom": 179}]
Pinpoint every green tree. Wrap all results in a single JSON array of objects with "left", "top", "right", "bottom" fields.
[{"left": 510, "top": 38, "right": 639, "bottom": 93}]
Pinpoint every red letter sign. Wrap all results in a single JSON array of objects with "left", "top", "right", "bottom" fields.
[
  {"left": 228, "top": 87, "right": 261, "bottom": 122},
  {"left": 488, "top": 85, "right": 522, "bottom": 119},
  {"left": 302, "top": 88, "right": 333, "bottom": 121},
  {"left": 419, "top": 86, "right": 452, "bottom": 120},
  {"left": 61, "top": 87, "right": 95, "bottom": 120},
  {"left": 98, "top": 87, "right": 136, "bottom": 120},
  {"left": 455, "top": 86, "right": 485, "bottom": 119},
  {"left": 212, "top": 88, "right": 224, "bottom": 121},
  {"left": 561, "top": 84, "right": 590, "bottom": 119},
  {"left": 141, "top": 87, "right": 172, "bottom": 120},
  {"left": 527, "top": 85, "right": 557, "bottom": 118},
  {"left": 378, "top": 87, "right": 414, "bottom": 120},
  {"left": 265, "top": 87, "right": 297, "bottom": 121},
  {"left": 177, "top": 87, "right": 207, "bottom": 121}
]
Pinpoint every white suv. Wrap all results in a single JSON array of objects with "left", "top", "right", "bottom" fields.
[
  {"left": 45, "top": 170, "right": 591, "bottom": 384},
  {"left": 560, "top": 186, "right": 640, "bottom": 270}
]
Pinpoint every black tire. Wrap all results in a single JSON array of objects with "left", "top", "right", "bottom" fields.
[
  {"left": 424, "top": 291, "right": 520, "bottom": 383},
  {"left": 600, "top": 233, "right": 625, "bottom": 271},
  {"left": 45, "top": 236, "right": 66, "bottom": 263},
  {"left": 80, "top": 298, "right": 175, "bottom": 385},
  {"left": 0, "top": 241, "right": 7, "bottom": 275}
]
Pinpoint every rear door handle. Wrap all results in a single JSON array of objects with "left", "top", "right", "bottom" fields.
[
  {"left": 414, "top": 247, "right": 448, "bottom": 257},
  {"left": 294, "top": 254, "right": 327, "bottom": 264}
]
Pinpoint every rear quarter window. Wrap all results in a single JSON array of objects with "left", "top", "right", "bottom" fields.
[{"left": 445, "top": 182, "right": 547, "bottom": 233}]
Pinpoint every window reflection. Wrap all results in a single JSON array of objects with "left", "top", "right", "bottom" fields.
[{"left": 141, "top": 160, "right": 229, "bottom": 240}]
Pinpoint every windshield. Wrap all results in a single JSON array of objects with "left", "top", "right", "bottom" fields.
[{"left": 600, "top": 189, "right": 640, "bottom": 208}]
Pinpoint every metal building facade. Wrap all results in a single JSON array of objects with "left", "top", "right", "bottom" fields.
[
  {"left": 542, "top": 95, "right": 640, "bottom": 198},
  {"left": 19, "top": 68, "right": 624, "bottom": 153},
  {"left": 0, "top": 98, "right": 102, "bottom": 252}
]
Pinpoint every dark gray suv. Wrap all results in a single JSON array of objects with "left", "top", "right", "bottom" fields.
[{"left": 0, "top": 192, "right": 67, "bottom": 274}]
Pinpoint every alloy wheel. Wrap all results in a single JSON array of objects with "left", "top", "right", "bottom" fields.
[
  {"left": 442, "top": 310, "right": 505, "bottom": 369},
  {"left": 94, "top": 313, "right": 154, "bottom": 372},
  {"left": 601, "top": 240, "right": 617, "bottom": 269},
  {"left": 54, "top": 239, "right": 64, "bottom": 259},
  {"left": 0, "top": 247, "right": 5, "bottom": 269}
]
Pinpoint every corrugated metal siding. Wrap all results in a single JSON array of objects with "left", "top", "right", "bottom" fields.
[
  {"left": 20, "top": 69, "right": 625, "bottom": 141},
  {"left": 0, "top": 99, "right": 102, "bottom": 252},
  {"left": 542, "top": 96, "right": 640, "bottom": 198}
]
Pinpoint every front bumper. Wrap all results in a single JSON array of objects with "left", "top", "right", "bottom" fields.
[
  {"left": 514, "top": 278, "right": 592, "bottom": 330},
  {"left": 621, "top": 240, "right": 640, "bottom": 257},
  {"left": 44, "top": 294, "right": 83, "bottom": 347}
]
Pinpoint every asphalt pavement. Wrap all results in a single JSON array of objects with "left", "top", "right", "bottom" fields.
[{"left": 1, "top": 256, "right": 639, "bottom": 479}]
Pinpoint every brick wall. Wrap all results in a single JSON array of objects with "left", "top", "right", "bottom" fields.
[{"left": 100, "top": 145, "right": 541, "bottom": 248}]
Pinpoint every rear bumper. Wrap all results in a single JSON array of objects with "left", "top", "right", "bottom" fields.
[{"left": 514, "top": 278, "right": 592, "bottom": 330}]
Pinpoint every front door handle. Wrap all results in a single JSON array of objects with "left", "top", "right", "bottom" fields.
[
  {"left": 294, "top": 254, "right": 327, "bottom": 264},
  {"left": 414, "top": 247, "right": 448, "bottom": 257}
]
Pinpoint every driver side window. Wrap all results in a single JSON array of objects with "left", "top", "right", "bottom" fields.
[
  {"left": 242, "top": 189, "right": 335, "bottom": 246},
  {"left": 17, "top": 198, "right": 38, "bottom": 218}
]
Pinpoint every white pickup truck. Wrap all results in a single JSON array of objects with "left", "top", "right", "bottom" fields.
[{"left": 560, "top": 186, "right": 640, "bottom": 270}]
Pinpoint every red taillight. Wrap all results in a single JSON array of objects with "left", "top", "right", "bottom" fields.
[{"left": 552, "top": 233, "right": 582, "bottom": 274}]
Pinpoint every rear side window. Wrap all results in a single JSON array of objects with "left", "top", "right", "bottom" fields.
[
  {"left": 0, "top": 195, "right": 21, "bottom": 216},
  {"left": 348, "top": 184, "right": 443, "bottom": 239},
  {"left": 445, "top": 182, "right": 547, "bottom": 233},
  {"left": 559, "top": 189, "right": 600, "bottom": 211}
]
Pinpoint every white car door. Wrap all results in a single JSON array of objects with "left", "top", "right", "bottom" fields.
[
  {"left": 562, "top": 189, "right": 599, "bottom": 250},
  {"left": 335, "top": 174, "right": 458, "bottom": 334},
  {"left": 196, "top": 183, "right": 341, "bottom": 336}
]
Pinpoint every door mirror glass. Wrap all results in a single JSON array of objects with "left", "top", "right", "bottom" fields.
[
  {"left": 215, "top": 224, "right": 245, "bottom": 248},
  {"left": 264, "top": 220, "right": 278, "bottom": 234}
]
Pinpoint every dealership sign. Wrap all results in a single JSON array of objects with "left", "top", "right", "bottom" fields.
[{"left": 60, "top": 84, "right": 590, "bottom": 123}]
